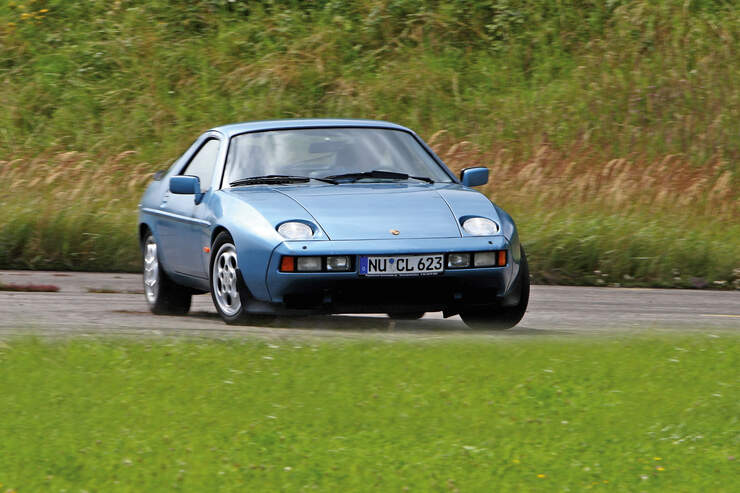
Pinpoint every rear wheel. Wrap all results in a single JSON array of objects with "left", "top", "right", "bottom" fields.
[
  {"left": 142, "top": 232, "right": 191, "bottom": 315},
  {"left": 387, "top": 312, "right": 425, "bottom": 320},
  {"left": 210, "top": 231, "right": 273, "bottom": 326},
  {"left": 460, "top": 248, "right": 530, "bottom": 330}
]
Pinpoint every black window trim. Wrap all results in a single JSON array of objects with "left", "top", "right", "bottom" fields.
[{"left": 178, "top": 136, "right": 222, "bottom": 192}]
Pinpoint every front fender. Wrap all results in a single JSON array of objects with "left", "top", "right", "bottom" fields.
[
  {"left": 493, "top": 204, "right": 520, "bottom": 262},
  {"left": 208, "top": 189, "right": 323, "bottom": 300}
]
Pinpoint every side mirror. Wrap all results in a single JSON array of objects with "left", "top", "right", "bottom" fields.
[
  {"left": 170, "top": 175, "right": 201, "bottom": 195},
  {"left": 460, "top": 167, "right": 489, "bottom": 187},
  {"left": 170, "top": 175, "right": 205, "bottom": 204}
]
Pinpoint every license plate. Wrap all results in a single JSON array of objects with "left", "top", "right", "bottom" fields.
[{"left": 359, "top": 254, "right": 444, "bottom": 276}]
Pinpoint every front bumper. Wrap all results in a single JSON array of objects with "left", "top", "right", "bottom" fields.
[{"left": 243, "top": 236, "right": 520, "bottom": 315}]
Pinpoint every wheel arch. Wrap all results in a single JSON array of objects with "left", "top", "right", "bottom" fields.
[
  {"left": 208, "top": 220, "right": 280, "bottom": 303},
  {"left": 139, "top": 222, "right": 153, "bottom": 246},
  {"left": 211, "top": 225, "right": 232, "bottom": 246}
]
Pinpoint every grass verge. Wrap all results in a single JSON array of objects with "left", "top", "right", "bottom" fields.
[{"left": 0, "top": 335, "right": 737, "bottom": 490}]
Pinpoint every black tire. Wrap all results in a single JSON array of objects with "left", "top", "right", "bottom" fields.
[
  {"left": 460, "top": 247, "right": 530, "bottom": 330},
  {"left": 387, "top": 312, "right": 425, "bottom": 320},
  {"left": 142, "top": 231, "right": 192, "bottom": 315},
  {"left": 209, "top": 231, "right": 274, "bottom": 326}
]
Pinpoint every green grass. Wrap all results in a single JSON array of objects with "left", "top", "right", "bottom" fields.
[
  {"left": 2, "top": 0, "right": 739, "bottom": 162},
  {"left": 1, "top": 0, "right": 738, "bottom": 284},
  {"left": 0, "top": 335, "right": 738, "bottom": 490},
  {"left": 517, "top": 209, "right": 740, "bottom": 287}
]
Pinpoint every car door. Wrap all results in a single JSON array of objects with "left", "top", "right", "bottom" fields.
[{"left": 159, "top": 137, "right": 221, "bottom": 278}]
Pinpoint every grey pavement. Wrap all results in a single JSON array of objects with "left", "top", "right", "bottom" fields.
[{"left": 1, "top": 270, "right": 738, "bottom": 340}]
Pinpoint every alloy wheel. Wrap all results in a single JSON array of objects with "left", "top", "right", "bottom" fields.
[
  {"left": 213, "top": 243, "right": 242, "bottom": 316},
  {"left": 143, "top": 236, "right": 159, "bottom": 304}
]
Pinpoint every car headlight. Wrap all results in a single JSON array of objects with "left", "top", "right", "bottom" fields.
[
  {"left": 461, "top": 217, "right": 499, "bottom": 236},
  {"left": 277, "top": 221, "right": 314, "bottom": 240}
]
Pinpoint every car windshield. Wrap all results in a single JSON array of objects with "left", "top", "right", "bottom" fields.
[{"left": 223, "top": 128, "right": 453, "bottom": 186}]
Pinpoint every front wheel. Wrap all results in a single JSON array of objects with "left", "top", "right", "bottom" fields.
[
  {"left": 210, "top": 231, "right": 273, "bottom": 326},
  {"left": 142, "top": 232, "right": 192, "bottom": 315},
  {"left": 460, "top": 247, "right": 530, "bottom": 330}
]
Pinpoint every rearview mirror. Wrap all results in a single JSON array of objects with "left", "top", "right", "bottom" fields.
[
  {"left": 460, "top": 167, "right": 489, "bottom": 187},
  {"left": 170, "top": 175, "right": 201, "bottom": 195}
]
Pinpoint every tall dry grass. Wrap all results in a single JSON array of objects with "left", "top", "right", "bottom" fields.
[
  {"left": 1, "top": 144, "right": 738, "bottom": 287},
  {"left": 428, "top": 133, "right": 738, "bottom": 220},
  {"left": 2, "top": 151, "right": 157, "bottom": 200},
  {"left": 426, "top": 135, "right": 739, "bottom": 286},
  {"left": 0, "top": 151, "right": 158, "bottom": 271},
  {"left": 5, "top": 142, "right": 735, "bottom": 224}
]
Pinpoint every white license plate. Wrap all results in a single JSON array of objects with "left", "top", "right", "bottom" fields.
[{"left": 359, "top": 254, "right": 444, "bottom": 276}]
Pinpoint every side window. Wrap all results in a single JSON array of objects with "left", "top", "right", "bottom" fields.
[{"left": 180, "top": 139, "right": 220, "bottom": 190}]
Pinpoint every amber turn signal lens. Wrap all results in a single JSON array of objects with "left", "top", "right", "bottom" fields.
[
  {"left": 280, "top": 256, "right": 295, "bottom": 272},
  {"left": 497, "top": 250, "right": 507, "bottom": 266}
]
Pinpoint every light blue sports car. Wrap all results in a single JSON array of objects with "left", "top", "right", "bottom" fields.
[{"left": 138, "top": 119, "right": 529, "bottom": 329}]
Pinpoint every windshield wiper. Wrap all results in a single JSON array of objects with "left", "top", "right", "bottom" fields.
[
  {"left": 323, "top": 169, "right": 434, "bottom": 184},
  {"left": 230, "top": 175, "right": 338, "bottom": 186}
]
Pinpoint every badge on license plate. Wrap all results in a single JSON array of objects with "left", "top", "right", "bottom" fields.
[{"left": 359, "top": 254, "right": 444, "bottom": 276}]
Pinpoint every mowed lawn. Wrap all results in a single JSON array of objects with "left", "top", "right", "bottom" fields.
[{"left": 0, "top": 336, "right": 737, "bottom": 491}]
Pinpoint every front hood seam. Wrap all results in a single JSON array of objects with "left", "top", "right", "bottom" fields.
[
  {"left": 435, "top": 189, "right": 464, "bottom": 238},
  {"left": 272, "top": 188, "right": 332, "bottom": 240}
]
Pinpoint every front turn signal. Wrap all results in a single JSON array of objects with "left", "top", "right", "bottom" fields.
[{"left": 280, "top": 256, "right": 295, "bottom": 272}]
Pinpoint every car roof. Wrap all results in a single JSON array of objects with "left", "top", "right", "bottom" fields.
[{"left": 211, "top": 119, "right": 413, "bottom": 138}]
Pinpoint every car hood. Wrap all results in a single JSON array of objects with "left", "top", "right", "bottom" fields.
[{"left": 272, "top": 183, "right": 498, "bottom": 241}]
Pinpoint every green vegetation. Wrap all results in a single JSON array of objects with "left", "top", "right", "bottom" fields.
[
  {"left": 0, "top": 335, "right": 737, "bottom": 490},
  {"left": 1, "top": 1, "right": 738, "bottom": 285}
]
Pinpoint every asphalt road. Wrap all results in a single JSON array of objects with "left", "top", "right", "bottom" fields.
[{"left": 1, "top": 270, "right": 738, "bottom": 339}]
